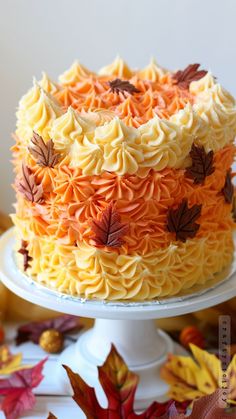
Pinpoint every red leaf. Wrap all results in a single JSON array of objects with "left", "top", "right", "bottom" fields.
[
  {"left": 62, "top": 345, "right": 173, "bottom": 419},
  {"left": 16, "top": 315, "right": 81, "bottom": 345},
  {"left": 62, "top": 364, "right": 106, "bottom": 419},
  {"left": 90, "top": 203, "right": 129, "bottom": 248},
  {"left": 159, "top": 390, "right": 236, "bottom": 418},
  {"left": 0, "top": 358, "right": 47, "bottom": 419}
]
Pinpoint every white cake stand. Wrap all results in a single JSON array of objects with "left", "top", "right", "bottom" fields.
[{"left": 1, "top": 228, "right": 236, "bottom": 410}]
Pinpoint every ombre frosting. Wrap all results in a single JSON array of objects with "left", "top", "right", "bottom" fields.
[{"left": 12, "top": 57, "right": 236, "bottom": 301}]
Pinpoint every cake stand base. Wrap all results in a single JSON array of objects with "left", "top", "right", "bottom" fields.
[{"left": 58, "top": 318, "right": 186, "bottom": 410}]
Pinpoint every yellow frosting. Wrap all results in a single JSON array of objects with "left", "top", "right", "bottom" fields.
[
  {"left": 69, "top": 135, "right": 104, "bottom": 174},
  {"left": 80, "top": 108, "right": 116, "bottom": 126},
  {"left": 16, "top": 81, "right": 63, "bottom": 144},
  {"left": 99, "top": 56, "right": 133, "bottom": 78},
  {"left": 39, "top": 72, "right": 58, "bottom": 95},
  {"left": 137, "top": 58, "right": 166, "bottom": 82},
  {"left": 193, "top": 83, "right": 236, "bottom": 151},
  {"left": 94, "top": 118, "right": 143, "bottom": 175},
  {"left": 50, "top": 106, "right": 95, "bottom": 153},
  {"left": 138, "top": 113, "right": 192, "bottom": 171},
  {"left": 59, "top": 61, "right": 93, "bottom": 85},
  {"left": 16, "top": 230, "right": 233, "bottom": 301},
  {"left": 189, "top": 72, "right": 216, "bottom": 95}
]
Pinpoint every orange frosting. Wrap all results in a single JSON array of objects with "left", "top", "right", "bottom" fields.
[
  {"left": 13, "top": 144, "right": 235, "bottom": 254},
  {"left": 54, "top": 74, "right": 194, "bottom": 128}
]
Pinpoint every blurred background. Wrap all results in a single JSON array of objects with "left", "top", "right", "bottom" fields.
[{"left": 0, "top": 0, "right": 236, "bottom": 213}]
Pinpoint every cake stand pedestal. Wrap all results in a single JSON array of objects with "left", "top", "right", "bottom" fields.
[{"left": 1, "top": 229, "right": 236, "bottom": 410}]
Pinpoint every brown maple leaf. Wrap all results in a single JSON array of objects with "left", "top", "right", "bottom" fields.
[
  {"left": 28, "top": 132, "right": 60, "bottom": 167},
  {"left": 167, "top": 199, "right": 202, "bottom": 242},
  {"left": 18, "top": 240, "right": 32, "bottom": 271},
  {"left": 108, "top": 78, "right": 140, "bottom": 95},
  {"left": 90, "top": 203, "right": 129, "bottom": 248},
  {"left": 17, "top": 164, "right": 44, "bottom": 203},
  {"left": 185, "top": 144, "right": 215, "bottom": 184},
  {"left": 173, "top": 64, "right": 207, "bottom": 89},
  {"left": 221, "top": 170, "right": 234, "bottom": 204}
]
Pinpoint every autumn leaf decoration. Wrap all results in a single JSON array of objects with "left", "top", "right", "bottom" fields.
[
  {"left": 185, "top": 144, "right": 215, "bottom": 184},
  {"left": 48, "top": 345, "right": 236, "bottom": 419},
  {"left": 167, "top": 199, "right": 202, "bottom": 242},
  {"left": 18, "top": 240, "right": 32, "bottom": 271},
  {"left": 0, "top": 358, "right": 47, "bottom": 419},
  {"left": 160, "top": 390, "right": 235, "bottom": 419},
  {"left": 28, "top": 132, "right": 60, "bottom": 168},
  {"left": 16, "top": 315, "right": 81, "bottom": 345},
  {"left": 173, "top": 64, "right": 207, "bottom": 89},
  {"left": 0, "top": 346, "right": 23, "bottom": 376},
  {"left": 17, "top": 164, "right": 44, "bottom": 203},
  {"left": 221, "top": 170, "right": 234, "bottom": 204},
  {"left": 108, "top": 78, "right": 140, "bottom": 95},
  {"left": 50, "top": 345, "right": 172, "bottom": 419},
  {"left": 161, "top": 343, "right": 236, "bottom": 406},
  {"left": 90, "top": 203, "right": 129, "bottom": 248}
]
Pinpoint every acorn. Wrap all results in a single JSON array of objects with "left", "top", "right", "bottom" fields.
[
  {"left": 180, "top": 325, "right": 205, "bottom": 350},
  {"left": 39, "top": 329, "right": 64, "bottom": 353}
]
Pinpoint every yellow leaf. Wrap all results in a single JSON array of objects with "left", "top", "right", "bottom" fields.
[
  {"left": 227, "top": 354, "right": 236, "bottom": 402},
  {"left": 189, "top": 344, "right": 221, "bottom": 394},
  {"left": 0, "top": 345, "right": 25, "bottom": 375},
  {"left": 161, "top": 344, "right": 229, "bottom": 403},
  {"left": 161, "top": 352, "right": 204, "bottom": 402}
]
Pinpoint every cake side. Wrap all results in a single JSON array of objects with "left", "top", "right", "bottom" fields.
[{"left": 11, "top": 58, "right": 236, "bottom": 300}]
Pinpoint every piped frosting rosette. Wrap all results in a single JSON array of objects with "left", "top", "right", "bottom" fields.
[{"left": 12, "top": 58, "right": 236, "bottom": 300}]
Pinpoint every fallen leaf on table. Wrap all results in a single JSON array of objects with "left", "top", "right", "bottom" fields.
[
  {"left": 0, "top": 357, "right": 47, "bottom": 419},
  {"left": 52, "top": 344, "right": 173, "bottom": 418},
  {"left": 161, "top": 343, "right": 236, "bottom": 404},
  {"left": 160, "top": 389, "right": 236, "bottom": 418},
  {"left": 0, "top": 346, "right": 23, "bottom": 375},
  {"left": 16, "top": 314, "right": 81, "bottom": 345}
]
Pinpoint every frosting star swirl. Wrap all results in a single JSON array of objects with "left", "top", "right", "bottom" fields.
[
  {"left": 15, "top": 229, "right": 234, "bottom": 300},
  {"left": 50, "top": 106, "right": 95, "bottom": 153},
  {"left": 16, "top": 81, "right": 62, "bottom": 144}
]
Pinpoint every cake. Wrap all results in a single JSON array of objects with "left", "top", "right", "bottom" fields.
[{"left": 11, "top": 57, "right": 236, "bottom": 301}]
